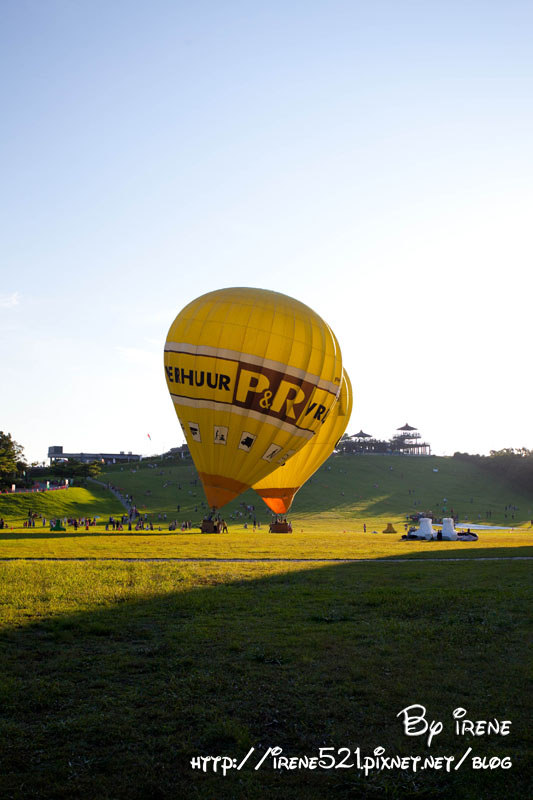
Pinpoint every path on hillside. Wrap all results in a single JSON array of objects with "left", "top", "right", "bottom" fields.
[
  {"left": 87, "top": 477, "right": 130, "bottom": 510},
  {"left": 0, "top": 556, "right": 531, "bottom": 563}
]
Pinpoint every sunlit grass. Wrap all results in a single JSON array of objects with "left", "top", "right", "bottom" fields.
[
  {"left": 0, "top": 525, "right": 531, "bottom": 560},
  {"left": 0, "top": 484, "right": 123, "bottom": 525}
]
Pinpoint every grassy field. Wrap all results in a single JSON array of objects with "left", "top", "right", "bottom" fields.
[
  {"left": 0, "top": 559, "right": 531, "bottom": 800},
  {"left": 0, "top": 454, "right": 531, "bottom": 798},
  {"left": 0, "top": 527, "right": 532, "bottom": 560},
  {"left": 98, "top": 453, "right": 533, "bottom": 528},
  {"left": 2, "top": 454, "right": 531, "bottom": 534},
  {"left": 1, "top": 454, "right": 531, "bottom": 560}
]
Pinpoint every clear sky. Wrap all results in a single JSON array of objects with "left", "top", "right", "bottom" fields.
[{"left": 2, "top": 0, "right": 532, "bottom": 464}]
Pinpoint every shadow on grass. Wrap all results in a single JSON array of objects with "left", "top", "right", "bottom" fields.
[
  {"left": 0, "top": 560, "right": 531, "bottom": 800},
  {"left": 375, "top": 544, "right": 533, "bottom": 561}
]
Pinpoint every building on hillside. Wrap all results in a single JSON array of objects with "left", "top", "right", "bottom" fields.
[
  {"left": 48, "top": 446, "right": 141, "bottom": 465},
  {"left": 390, "top": 424, "right": 431, "bottom": 455}
]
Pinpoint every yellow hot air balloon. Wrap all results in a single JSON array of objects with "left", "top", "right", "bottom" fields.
[
  {"left": 252, "top": 368, "right": 352, "bottom": 514},
  {"left": 164, "top": 287, "right": 343, "bottom": 509}
]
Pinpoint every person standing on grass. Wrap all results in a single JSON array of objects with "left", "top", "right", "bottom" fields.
[{"left": 363, "top": 523, "right": 367, "bottom": 533}]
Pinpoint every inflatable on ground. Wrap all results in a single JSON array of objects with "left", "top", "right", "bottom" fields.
[
  {"left": 164, "top": 287, "right": 343, "bottom": 509},
  {"left": 252, "top": 369, "right": 352, "bottom": 513},
  {"left": 417, "top": 517, "right": 434, "bottom": 540},
  {"left": 441, "top": 517, "right": 458, "bottom": 540}
]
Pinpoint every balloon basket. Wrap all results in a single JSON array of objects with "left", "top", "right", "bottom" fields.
[
  {"left": 201, "top": 520, "right": 219, "bottom": 533},
  {"left": 269, "top": 522, "right": 291, "bottom": 533}
]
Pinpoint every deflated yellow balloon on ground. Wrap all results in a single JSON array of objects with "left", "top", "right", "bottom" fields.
[
  {"left": 252, "top": 369, "right": 352, "bottom": 514},
  {"left": 164, "top": 287, "right": 343, "bottom": 509}
]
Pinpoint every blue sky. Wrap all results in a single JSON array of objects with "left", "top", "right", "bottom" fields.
[{"left": 2, "top": 1, "right": 532, "bottom": 463}]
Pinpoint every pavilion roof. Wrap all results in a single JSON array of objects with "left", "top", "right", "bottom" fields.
[
  {"left": 352, "top": 430, "right": 372, "bottom": 438},
  {"left": 397, "top": 423, "right": 417, "bottom": 431}
]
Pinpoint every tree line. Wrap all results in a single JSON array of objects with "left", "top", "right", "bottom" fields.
[
  {"left": 453, "top": 449, "right": 533, "bottom": 495},
  {"left": 0, "top": 431, "right": 28, "bottom": 488},
  {"left": 0, "top": 431, "right": 101, "bottom": 489}
]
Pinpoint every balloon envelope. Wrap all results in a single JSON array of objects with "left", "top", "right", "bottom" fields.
[
  {"left": 252, "top": 369, "right": 353, "bottom": 514},
  {"left": 164, "top": 287, "right": 343, "bottom": 509}
]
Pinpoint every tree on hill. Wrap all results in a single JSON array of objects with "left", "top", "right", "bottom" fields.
[
  {"left": 490, "top": 447, "right": 532, "bottom": 458},
  {"left": 51, "top": 459, "right": 102, "bottom": 481},
  {"left": 485, "top": 448, "right": 533, "bottom": 493},
  {"left": 84, "top": 461, "right": 102, "bottom": 479},
  {"left": 455, "top": 448, "right": 533, "bottom": 494},
  {"left": 51, "top": 460, "right": 79, "bottom": 479},
  {"left": 0, "top": 431, "right": 27, "bottom": 488}
]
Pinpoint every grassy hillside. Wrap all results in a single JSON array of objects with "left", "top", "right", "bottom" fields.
[
  {"left": 100, "top": 454, "right": 533, "bottom": 528},
  {"left": 1, "top": 453, "right": 531, "bottom": 543},
  {"left": 0, "top": 484, "right": 124, "bottom": 525}
]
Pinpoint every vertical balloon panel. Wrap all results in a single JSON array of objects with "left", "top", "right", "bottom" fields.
[{"left": 253, "top": 369, "right": 353, "bottom": 514}]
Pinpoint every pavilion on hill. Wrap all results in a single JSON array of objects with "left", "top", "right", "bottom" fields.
[
  {"left": 352, "top": 430, "right": 372, "bottom": 441},
  {"left": 342, "top": 431, "right": 388, "bottom": 454},
  {"left": 391, "top": 423, "right": 431, "bottom": 455},
  {"left": 349, "top": 431, "right": 374, "bottom": 453}
]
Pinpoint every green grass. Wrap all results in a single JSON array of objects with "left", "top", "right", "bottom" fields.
[
  {"left": 0, "top": 454, "right": 531, "bottom": 798},
  {"left": 99, "top": 453, "right": 533, "bottom": 529},
  {"left": 0, "top": 453, "right": 531, "bottom": 559},
  {"left": 0, "top": 559, "right": 531, "bottom": 799},
  {"left": 0, "top": 526, "right": 532, "bottom": 560},
  {"left": 3, "top": 454, "right": 531, "bottom": 535},
  {"left": 0, "top": 484, "right": 124, "bottom": 526}
]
